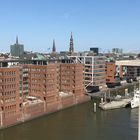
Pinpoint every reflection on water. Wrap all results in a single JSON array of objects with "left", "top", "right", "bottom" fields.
[
  {"left": 130, "top": 108, "right": 138, "bottom": 130},
  {"left": 0, "top": 101, "right": 138, "bottom": 140},
  {"left": 130, "top": 108, "right": 138, "bottom": 121}
]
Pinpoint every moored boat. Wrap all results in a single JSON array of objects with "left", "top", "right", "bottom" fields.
[{"left": 131, "top": 89, "right": 140, "bottom": 108}]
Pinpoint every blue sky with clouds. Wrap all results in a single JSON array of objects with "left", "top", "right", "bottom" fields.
[{"left": 0, "top": 0, "right": 140, "bottom": 53}]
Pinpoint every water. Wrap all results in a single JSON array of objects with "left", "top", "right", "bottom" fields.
[{"left": 0, "top": 102, "right": 138, "bottom": 140}]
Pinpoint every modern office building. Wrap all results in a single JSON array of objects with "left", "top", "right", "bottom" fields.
[
  {"left": 68, "top": 56, "right": 106, "bottom": 88},
  {"left": 10, "top": 36, "right": 24, "bottom": 57}
]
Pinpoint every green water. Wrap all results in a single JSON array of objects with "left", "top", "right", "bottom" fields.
[{"left": 0, "top": 101, "right": 138, "bottom": 140}]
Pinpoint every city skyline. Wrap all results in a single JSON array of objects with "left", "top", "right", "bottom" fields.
[{"left": 0, "top": 0, "right": 140, "bottom": 53}]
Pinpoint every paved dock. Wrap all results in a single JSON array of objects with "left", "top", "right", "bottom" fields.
[{"left": 86, "top": 81, "right": 138, "bottom": 99}]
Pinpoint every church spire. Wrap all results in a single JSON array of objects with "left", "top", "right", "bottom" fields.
[
  {"left": 69, "top": 32, "right": 74, "bottom": 55},
  {"left": 52, "top": 39, "right": 56, "bottom": 53},
  {"left": 16, "top": 36, "right": 19, "bottom": 45},
  {"left": 71, "top": 32, "right": 73, "bottom": 40}
]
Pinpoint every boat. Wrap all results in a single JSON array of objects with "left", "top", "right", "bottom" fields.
[
  {"left": 86, "top": 86, "right": 99, "bottom": 93},
  {"left": 131, "top": 89, "right": 140, "bottom": 108},
  {"left": 99, "top": 97, "right": 132, "bottom": 110}
]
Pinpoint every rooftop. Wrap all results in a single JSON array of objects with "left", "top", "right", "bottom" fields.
[{"left": 116, "top": 60, "right": 140, "bottom": 66}]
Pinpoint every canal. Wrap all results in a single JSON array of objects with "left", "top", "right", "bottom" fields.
[{"left": 0, "top": 101, "right": 138, "bottom": 140}]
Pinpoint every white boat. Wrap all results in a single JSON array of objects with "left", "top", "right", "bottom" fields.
[
  {"left": 99, "top": 98, "right": 132, "bottom": 110},
  {"left": 131, "top": 89, "right": 140, "bottom": 108}
]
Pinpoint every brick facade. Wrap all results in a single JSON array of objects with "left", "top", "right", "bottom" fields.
[
  {"left": 0, "top": 63, "right": 89, "bottom": 128},
  {"left": 60, "top": 63, "right": 84, "bottom": 96},
  {"left": 0, "top": 67, "right": 20, "bottom": 118},
  {"left": 106, "top": 62, "right": 116, "bottom": 83}
]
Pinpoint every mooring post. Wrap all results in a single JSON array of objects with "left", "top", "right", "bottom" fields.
[
  {"left": 94, "top": 103, "right": 96, "bottom": 112},
  {"left": 101, "top": 98, "right": 103, "bottom": 105}
]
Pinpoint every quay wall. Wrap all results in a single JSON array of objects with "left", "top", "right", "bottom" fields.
[{"left": 0, "top": 95, "right": 90, "bottom": 129}]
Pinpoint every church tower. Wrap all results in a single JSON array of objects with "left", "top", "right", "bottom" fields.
[
  {"left": 10, "top": 36, "right": 24, "bottom": 57},
  {"left": 16, "top": 36, "right": 19, "bottom": 45},
  {"left": 69, "top": 32, "right": 74, "bottom": 55},
  {"left": 52, "top": 39, "right": 56, "bottom": 53}
]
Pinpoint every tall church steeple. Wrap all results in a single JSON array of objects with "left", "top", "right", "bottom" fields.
[
  {"left": 69, "top": 32, "right": 74, "bottom": 55},
  {"left": 52, "top": 39, "right": 56, "bottom": 53},
  {"left": 16, "top": 36, "right": 19, "bottom": 45},
  {"left": 11, "top": 36, "right": 24, "bottom": 57}
]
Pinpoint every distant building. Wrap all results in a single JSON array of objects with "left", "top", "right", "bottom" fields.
[
  {"left": 10, "top": 36, "right": 24, "bottom": 57},
  {"left": 90, "top": 48, "right": 99, "bottom": 55},
  {"left": 112, "top": 48, "right": 123, "bottom": 54}
]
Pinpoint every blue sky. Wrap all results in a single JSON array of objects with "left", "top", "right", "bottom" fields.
[{"left": 0, "top": 0, "right": 140, "bottom": 53}]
